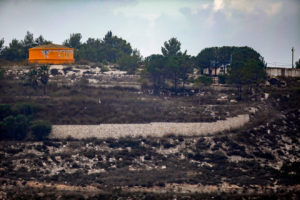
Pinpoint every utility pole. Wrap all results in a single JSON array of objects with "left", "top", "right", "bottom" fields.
[{"left": 292, "top": 47, "right": 294, "bottom": 68}]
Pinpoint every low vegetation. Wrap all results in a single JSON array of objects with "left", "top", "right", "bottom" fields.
[
  {"left": 0, "top": 101, "right": 299, "bottom": 198},
  {"left": 0, "top": 31, "right": 299, "bottom": 199},
  {"left": 30, "top": 120, "right": 52, "bottom": 140},
  {"left": 0, "top": 103, "right": 52, "bottom": 141},
  {"left": 0, "top": 77, "right": 251, "bottom": 124},
  {"left": 0, "top": 73, "right": 299, "bottom": 198}
]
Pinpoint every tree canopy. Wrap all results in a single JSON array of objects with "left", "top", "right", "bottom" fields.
[
  {"left": 63, "top": 33, "right": 82, "bottom": 60},
  {"left": 0, "top": 31, "right": 51, "bottom": 61},
  {"left": 161, "top": 37, "right": 181, "bottom": 57},
  {"left": 143, "top": 38, "right": 193, "bottom": 93},
  {"left": 63, "top": 33, "right": 82, "bottom": 49},
  {"left": 102, "top": 31, "right": 133, "bottom": 62},
  {"left": 0, "top": 31, "right": 137, "bottom": 66},
  {"left": 296, "top": 59, "right": 300, "bottom": 69},
  {"left": 35, "top": 35, "right": 51, "bottom": 46},
  {"left": 196, "top": 46, "right": 234, "bottom": 74},
  {"left": 117, "top": 49, "right": 142, "bottom": 74},
  {"left": 2, "top": 39, "right": 25, "bottom": 61},
  {"left": 227, "top": 47, "right": 267, "bottom": 99},
  {"left": 0, "top": 38, "right": 5, "bottom": 56},
  {"left": 65, "top": 31, "right": 134, "bottom": 63},
  {"left": 144, "top": 54, "right": 167, "bottom": 94}
]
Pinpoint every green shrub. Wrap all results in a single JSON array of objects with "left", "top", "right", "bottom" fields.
[
  {"left": 50, "top": 68, "right": 59, "bottom": 76},
  {"left": 101, "top": 66, "right": 110, "bottom": 72},
  {"left": 0, "top": 104, "right": 12, "bottom": 120},
  {"left": 0, "top": 114, "right": 29, "bottom": 140},
  {"left": 14, "top": 114, "right": 30, "bottom": 140},
  {"left": 194, "top": 75, "right": 213, "bottom": 86},
  {"left": 30, "top": 120, "right": 52, "bottom": 140},
  {"left": 0, "top": 116, "right": 15, "bottom": 140},
  {"left": 218, "top": 74, "right": 227, "bottom": 84},
  {"left": 15, "top": 102, "right": 39, "bottom": 116}
]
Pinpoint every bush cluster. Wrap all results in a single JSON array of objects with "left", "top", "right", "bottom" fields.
[
  {"left": 194, "top": 75, "right": 213, "bottom": 87},
  {"left": 30, "top": 120, "right": 52, "bottom": 140},
  {"left": 218, "top": 74, "right": 227, "bottom": 84},
  {"left": 0, "top": 103, "right": 52, "bottom": 141}
]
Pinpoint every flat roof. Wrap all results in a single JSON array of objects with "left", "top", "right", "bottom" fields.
[{"left": 30, "top": 44, "right": 73, "bottom": 49}]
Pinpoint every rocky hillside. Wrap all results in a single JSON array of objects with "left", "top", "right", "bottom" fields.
[
  {"left": 0, "top": 66, "right": 299, "bottom": 199},
  {"left": 0, "top": 96, "right": 299, "bottom": 199}
]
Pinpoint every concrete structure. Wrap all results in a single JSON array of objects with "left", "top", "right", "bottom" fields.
[
  {"left": 51, "top": 114, "right": 249, "bottom": 139},
  {"left": 203, "top": 64, "right": 229, "bottom": 76},
  {"left": 202, "top": 66, "right": 300, "bottom": 78},
  {"left": 28, "top": 44, "right": 74, "bottom": 64},
  {"left": 267, "top": 67, "right": 300, "bottom": 78}
]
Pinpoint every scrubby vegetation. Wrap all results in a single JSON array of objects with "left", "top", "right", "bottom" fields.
[
  {"left": 193, "top": 75, "right": 213, "bottom": 86},
  {"left": 0, "top": 31, "right": 299, "bottom": 199},
  {"left": 0, "top": 105, "right": 299, "bottom": 198},
  {"left": 0, "top": 103, "right": 51, "bottom": 141},
  {"left": 0, "top": 76, "right": 299, "bottom": 198},
  {"left": 0, "top": 76, "right": 250, "bottom": 124},
  {"left": 30, "top": 120, "right": 52, "bottom": 140}
]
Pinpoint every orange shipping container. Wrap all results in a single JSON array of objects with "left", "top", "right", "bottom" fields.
[{"left": 28, "top": 44, "right": 74, "bottom": 64}]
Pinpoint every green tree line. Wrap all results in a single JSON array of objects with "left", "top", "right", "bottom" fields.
[
  {"left": 0, "top": 31, "right": 142, "bottom": 74},
  {"left": 0, "top": 31, "right": 268, "bottom": 97},
  {"left": 0, "top": 31, "right": 51, "bottom": 61},
  {"left": 143, "top": 38, "right": 194, "bottom": 94},
  {"left": 143, "top": 39, "right": 266, "bottom": 97}
]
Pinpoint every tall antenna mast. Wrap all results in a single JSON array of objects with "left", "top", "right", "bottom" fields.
[{"left": 292, "top": 47, "right": 294, "bottom": 68}]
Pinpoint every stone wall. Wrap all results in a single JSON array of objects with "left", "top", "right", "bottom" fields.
[
  {"left": 51, "top": 114, "right": 249, "bottom": 139},
  {"left": 267, "top": 67, "right": 300, "bottom": 78}
]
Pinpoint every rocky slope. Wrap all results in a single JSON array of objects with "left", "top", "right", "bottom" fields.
[{"left": 0, "top": 104, "right": 299, "bottom": 199}]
